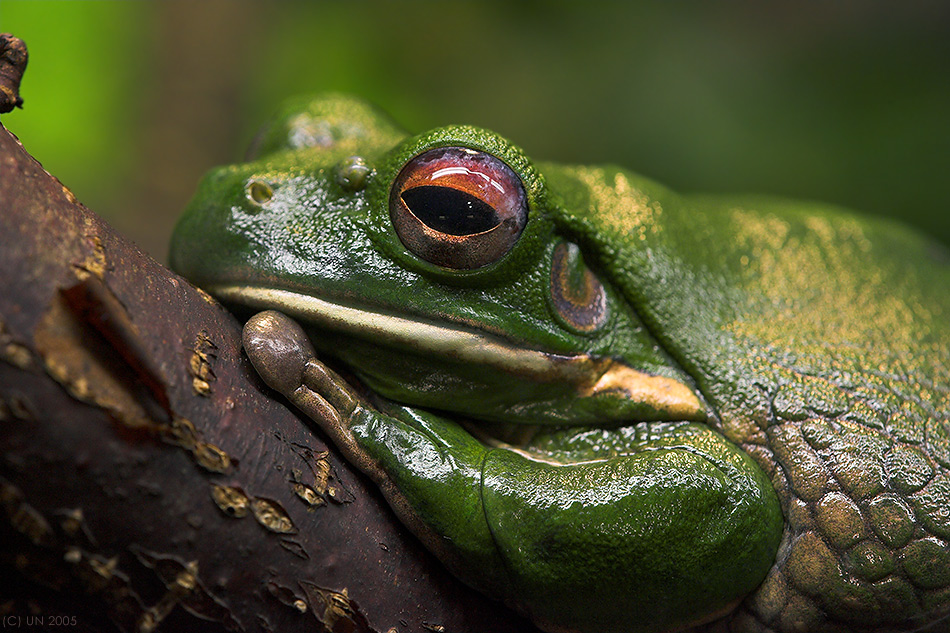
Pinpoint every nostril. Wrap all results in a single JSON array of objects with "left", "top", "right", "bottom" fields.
[{"left": 246, "top": 180, "right": 274, "bottom": 206}]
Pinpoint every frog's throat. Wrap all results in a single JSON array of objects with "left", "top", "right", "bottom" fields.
[{"left": 210, "top": 284, "right": 704, "bottom": 420}]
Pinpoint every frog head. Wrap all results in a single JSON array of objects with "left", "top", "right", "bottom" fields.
[{"left": 169, "top": 94, "right": 705, "bottom": 428}]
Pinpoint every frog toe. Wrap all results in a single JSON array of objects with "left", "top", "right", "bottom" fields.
[
  {"left": 244, "top": 310, "right": 360, "bottom": 433},
  {"left": 243, "top": 310, "right": 315, "bottom": 394}
]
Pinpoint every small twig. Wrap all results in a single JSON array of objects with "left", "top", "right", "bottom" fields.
[{"left": 0, "top": 33, "right": 28, "bottom": 113}]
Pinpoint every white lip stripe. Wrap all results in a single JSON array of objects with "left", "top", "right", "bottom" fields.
[
  {"left": 210, "top": 284, "right": 704, "bottom": 419},
  {"left": 210, "top": 284, "right": 598, "bottom": 383}
]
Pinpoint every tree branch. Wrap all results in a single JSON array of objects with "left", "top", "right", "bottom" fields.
[{"left": 0, "top": 117, "right": 533, "bottom": 633}]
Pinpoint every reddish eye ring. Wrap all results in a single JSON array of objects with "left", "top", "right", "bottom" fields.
[{"left": 389, "top": 146, "right": 528, "bottom": 270}]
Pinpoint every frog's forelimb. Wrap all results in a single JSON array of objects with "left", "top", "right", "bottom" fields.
[{"left": 242, "top": 309, "right": 783, "bottom": 633}]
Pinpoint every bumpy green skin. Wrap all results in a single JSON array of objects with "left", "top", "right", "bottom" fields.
[
  {"left": 351, "top": 404, "right": 780, "bottom": 633},
  {"left": 549, "top": 168, "right": 950, "bottom": 632},
  {"left": 170, "top": 95, "right": 950, "bottom": 633}
]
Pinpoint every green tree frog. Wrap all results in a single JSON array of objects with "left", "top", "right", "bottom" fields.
[{"left": 169, "top": 95, "right": 950, "bottom": 633}]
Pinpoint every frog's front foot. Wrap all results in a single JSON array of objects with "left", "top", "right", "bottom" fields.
[
  {"left": 241, "top": 309, "right": 496, "bottom": 583},
  {"left": 243, "top": 310, "right": 359, "bottom": 442}
]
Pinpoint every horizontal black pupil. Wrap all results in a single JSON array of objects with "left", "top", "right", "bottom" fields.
[{"left": 401, "top": 186, "right": 500, "bottom": 236}]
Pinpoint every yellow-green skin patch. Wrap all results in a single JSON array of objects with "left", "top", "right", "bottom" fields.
[
  {"left": 560, "top": 167, "right": 950, "bottom": 631},
  {"left": 170, "top": 94, "right": 950, "bottom": 633}
]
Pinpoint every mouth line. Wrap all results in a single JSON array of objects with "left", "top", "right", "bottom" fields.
[
  {"left": 210, "top": 283, "right": 604, "bottom": 380},
  {"left": 209, "top": 283, "right": 705, "bottom": 420}
]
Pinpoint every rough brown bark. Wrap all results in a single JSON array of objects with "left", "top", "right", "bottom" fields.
[{"left": 0, "top": 120, "right": 535, "bottom": 632}]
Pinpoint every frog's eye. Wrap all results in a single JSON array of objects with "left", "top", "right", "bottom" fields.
[{"left": 390, "top": 147, "right": 528, "bottom": 269}]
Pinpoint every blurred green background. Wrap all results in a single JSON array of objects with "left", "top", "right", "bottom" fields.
[{"left": 2, "top": 1, "right": 948, "bottom": 260}]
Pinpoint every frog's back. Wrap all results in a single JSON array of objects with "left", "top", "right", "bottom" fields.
[
  {"left": 687, "top": 204, "right": 950, "bottom": 633},
  {"left": 549, "top": 163, "right": 950, "bottom": 631}
]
